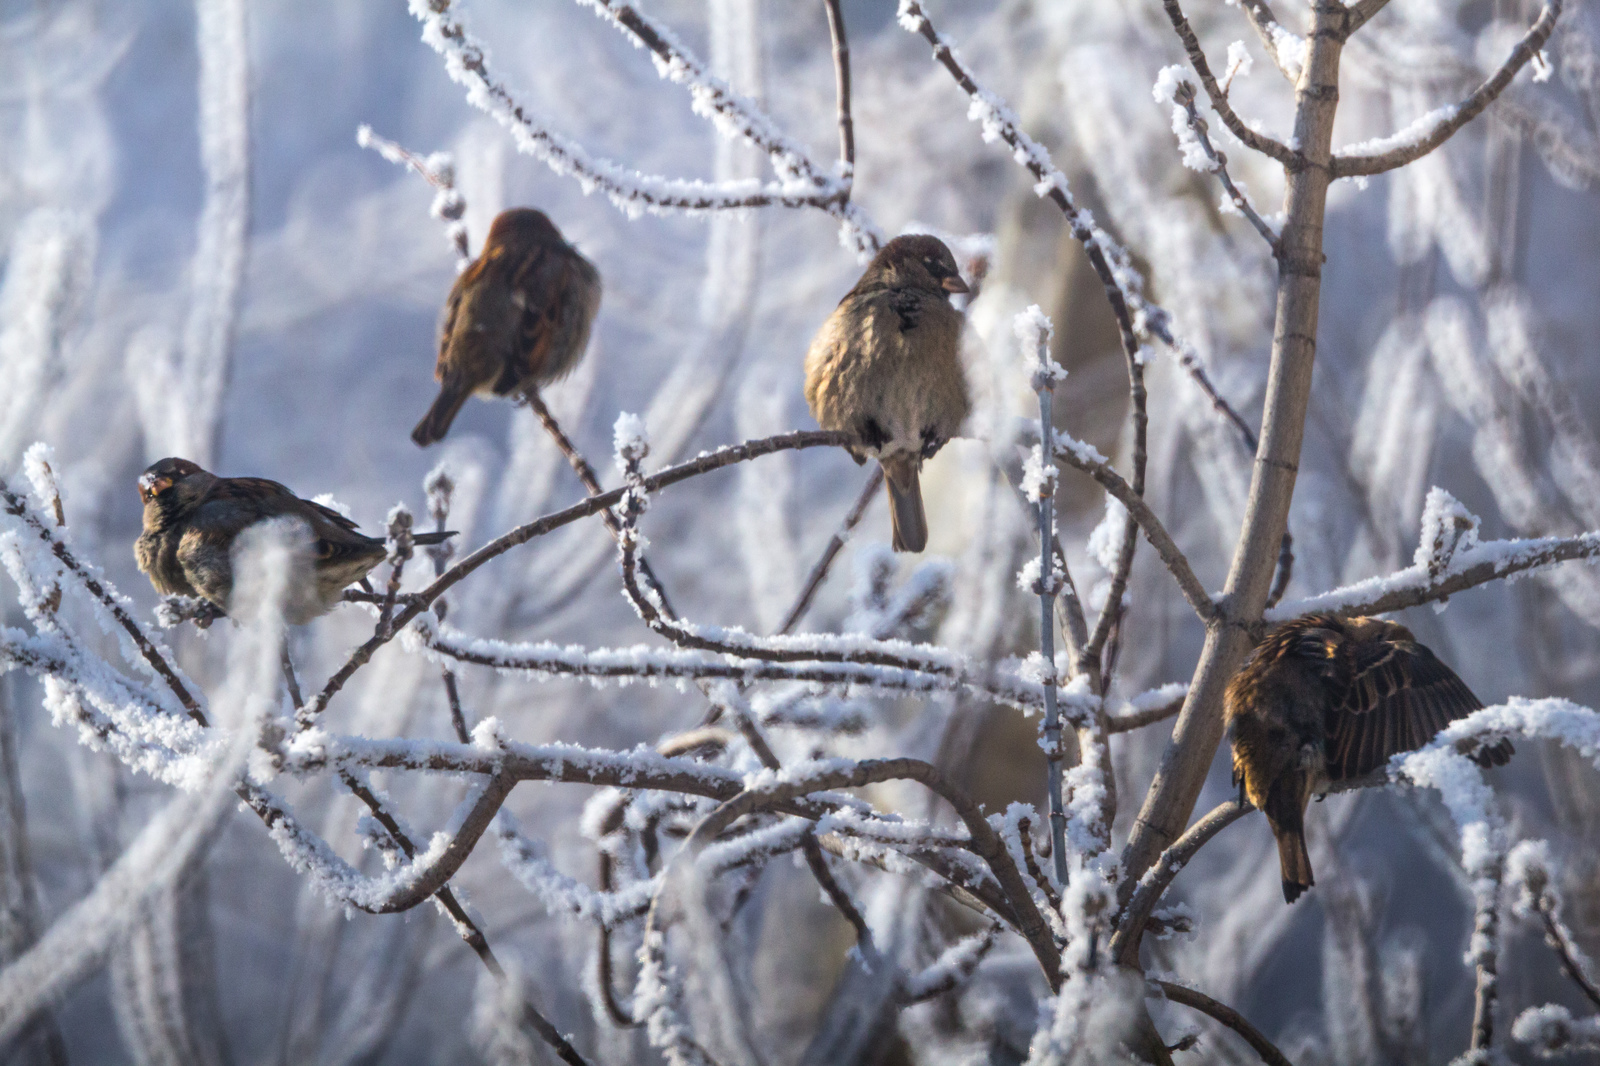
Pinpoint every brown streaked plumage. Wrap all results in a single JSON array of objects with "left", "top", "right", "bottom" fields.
[
  {"left": 1225, "top": 613, "right": 1513, "bottom": 904},
  {"left": 134, "top": 457, "right": 456, "bottom": 625},
  {"left": 803, "top": 234, "right": 972, "bottom": 552},
  {"left": 412, "top": 207, "right": 602, "bottom": 447}
]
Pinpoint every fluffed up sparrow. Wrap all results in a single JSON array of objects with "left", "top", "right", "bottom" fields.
[
  {"left": 412, "top": 207, "right": 602, "bottom": 447},
  {"left": 1226, "top": 614, "right": 1513, "bottom": 903},
  {"left": 804, "top": 234, "right": 972, "bottom": 553},
  {"left": 134, "top": 457, "right": 456, "bottom": 625}
]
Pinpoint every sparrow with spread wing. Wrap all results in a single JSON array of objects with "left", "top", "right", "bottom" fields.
[
  {"left": 411, "top": 207, "right": 602, "bottom": 447},
  {"left": 1226, "top": 614, "right": 1513, "bottom": 903},
  {"left": 804, "top": 234, "right": 972, "bottom": 553},
  {"left": 135, "top": 457, "right": 456, "bottom": 624}
]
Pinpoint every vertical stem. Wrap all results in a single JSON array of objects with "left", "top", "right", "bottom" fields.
[
  {"left": 1037, "top": 387, "right": 1068, "bottom": 889},
  {"left": 821, "top": 0, "right": 854, "bottom": 182},
  {"left": 1120, "top": 0, "right": 1348, "bottom": 888}
]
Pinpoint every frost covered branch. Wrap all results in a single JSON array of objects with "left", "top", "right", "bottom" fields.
[
  {"left": 1051, "top": 440, "right": 1216, "bottom": 624},
  {"left": 1331, "top": 1, "right": 1561, "bottom": 177},
  {"left": 1156, "top": 0, "right": 1299, "bottom": 167},
  {"left": 295, "top": 429, "right": 850, "bottom": 728},
  {"left": 1271, "top": 529, "right": 1600, "bottom": 622},
  {"left": 1234, "top": 0, "right": 1305, "bottom": 81},
  {"left": 411, "top": 0, "right": 882, "bottom": 252},
  {"left": 1162, "top": 79, "right": 1280, "bottom": 249}
]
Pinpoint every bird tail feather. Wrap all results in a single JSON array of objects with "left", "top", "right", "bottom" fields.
[
  {"left": 411, "top": 530, "right": 458, "bottom": 546},
  {"left": 412, "top": 383, "right": 471, "bottom": 447},
  {"left": 1264, "top": 785, "right": 1315, "bottom": 903},
  {"left": 881, "top": 455, "right": 927, "bottom": 553}
]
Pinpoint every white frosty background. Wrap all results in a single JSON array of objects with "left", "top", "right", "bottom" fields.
[{"left": 3, "top": 0, "right": 1600, "bottom": 1062}]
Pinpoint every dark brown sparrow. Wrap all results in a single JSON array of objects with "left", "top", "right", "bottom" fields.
[
  {"left": 134, "top": 458, "right": 456, "bottom": 624},
  {"left": 803, "top": 234, "right": 972, "bottom": 552},
  {"left": 1226, "top": 614, "right": 1513, "bottom": 903},
  {"left": 411, "top": 207, "right": 602, "bottom": 447}
]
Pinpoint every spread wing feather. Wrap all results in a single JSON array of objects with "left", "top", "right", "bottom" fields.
[{"left": 1325, "top": 640, "right": 1482, "bottom": 780}]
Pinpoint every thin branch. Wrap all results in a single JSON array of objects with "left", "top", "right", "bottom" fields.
[
  {"left": 1331, "top": 1, "right": 1562, "bottom": 178},
  {"left": 1113, "top": 800, "right": 1250, "bottom": 966},
  {"left": 1152, "top": 980, "right": 1295, "bottom": 1066},
  {"left": 295, "top": 429, "right": 851, "bottom": 729},
  {"left": 682, "top": 757, "right": 1063, "bottom": 988},
  {"left": 524, "top": 391, "right": 677, "bottom": 618},
  {"left": 777, "top": 466, "right": 881, "bottom": 636},
  {"left": 0, "top": 479, "right": 204, "bottom": 721},
  {"left": 1235, "top": 0, "right": 1303, "bottom": 81},
  {"left": 1157, "top": 0, "right": 1301, "bottom": 167},
  {"left": 1470, "top": 854, "right": 1508, "bottom": 1051},
  {"left": 1053, "top": 442, "right": 1216, "bottom": 623},
  {"left": 821, "top": 0, "right": 854, "bottom": 181},
  {"left": 1106, "top": 693, "right": 1186, "bottom": 734},
  {"left": 1265, "top": 532, "right": 1294, "bottom": 609},
  {"left": 1344, "top": 0, "right": 1393, "bottom": 36},
  {"left": 1269, "top": 530, "right": 1600, "bottom": 621},
  {"left": 1016, "top": 816, "right": 1061, "bottom": 912},
  {"left": 281, "top": 651, "right": 588, "bottom": 1065},
  {"left": 1172, "top": 82, "right": 1280, "bottom": 249},
  {"left": 413, "top": 0, "right": 882, "bottom": 253}
]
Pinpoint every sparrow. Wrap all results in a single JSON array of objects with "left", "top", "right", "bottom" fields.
[
  {"left": 1226, "top": 614, "right": 1514, "bottom": 903},
  {"left": 411, "top": 207, "right": 602, "bottom": 447},
  {"left": 134, "top": 458, "right": 456, "bottom": 625},
  {"left": 803, "top": 234, "right": 972, "bottom": 552}
]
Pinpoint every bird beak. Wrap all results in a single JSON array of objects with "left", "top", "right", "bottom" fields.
[
  {"left": 138, "top": 473, "right": 172, "bottom": 502},
  {"left": 941, "top": 275, "right": 970, "bottom": 294}
]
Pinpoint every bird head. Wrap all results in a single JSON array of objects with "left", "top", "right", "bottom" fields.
[
  {"left": 483, "top": 207, "right": 562, "bottom": 254},
  {"left": 871, "top": 234, "right": 970, "bottom": 295},
  {"left": 138, "top": 457, "right": 214, "bottom": 520}
]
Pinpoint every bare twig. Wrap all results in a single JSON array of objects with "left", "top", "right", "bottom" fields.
[
  {"left": 1106, "top": 693, "right": 1186, "bottom": 734},
  {"left": 1016, "top": 816, "right": 1062, "bottom": 912},
  {"left": 1157, "top": 0, "right": 1301, "bottom": 167},
  {"left": 821, "top": 0, "right": 854, "bottom": 180},
  {"left": 1152, "top": 980, "right": 1295, "bottom": 1066},
  {"left": 1113, "top": 800, "right": 1250, "bottom": 966},
  {"left": 1344, "top": 0, "right": 1393, "bottom": 36},
  {"left": 778, "top": 466, "right": 881, "bottom": 636},
  {"left": 1171, "top": 82, "right": 1280, "bottom": 249},
  {"left": 1332, "top": 1, "right": 1561, "bottom": 177}
]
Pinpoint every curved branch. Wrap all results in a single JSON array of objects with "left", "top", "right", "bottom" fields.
[
  {"left": 683, "top": 757, "right": 1063, "bottom": 987},
  {"left": 295, "top": 429, "right": 851, "bottom": 728},
  {"left": 1332, "top": 1, "right": 1561, "bottom": 178},
  {"left": 1151, "top": 980, "right": 1294, "bottom": 1066},
  {"left": 1158, "top": 0, "right": 1301, "bottom": 167},
  {"left": 1113, "top": 800, "right": 1250, "bottom": 966},
  {"left": 1268, "top": 530, "right": 1600, "bottom": 621},
  {"left": 1054, "top": 442, "right": 1217, "bottom": 623}
]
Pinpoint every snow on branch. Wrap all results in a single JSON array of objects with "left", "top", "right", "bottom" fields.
[
  {"left": 1332, "top": 1, "right": 1562, "bottom": 178},
  {"left": 1051, "top": 440, "right": 1216, "bottom": 622},
  {"left": 1233, "top": 0, "right": 1305, "bottom": 81},
  {"left": 1155, "top": 0, "right": 1299, "bottom": 167},
  {"left": 1153, "top": 71, "right": 1280, "bottom": 249},
  {"left": 1270, "top": 496, "right": 1600, "bottom": 621},
  {"left": 409, "top": 0, "right": 882, "bottom": 253},
  {"left": 356, "top": 124, "right": 469, "bottom": 264}
]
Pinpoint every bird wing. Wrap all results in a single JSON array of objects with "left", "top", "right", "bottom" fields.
[
  {"left": 436, "top": 258, "right": 484, "bottom": 375},
  {"left": 497, "top": 243, "right": 568, "bottom": 393},
  {"left": 198, "top": 478, "right": 380, "bottom": 566},
  {"left": 1324, "top": 638, "right": 1482, "bottom": 780}
]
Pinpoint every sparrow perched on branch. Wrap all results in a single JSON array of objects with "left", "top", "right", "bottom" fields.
[
  {"left": 1226, "top": 614, "right": 1514, "bottom": 903},
  {"left": 134, "top": 458, "right": 456, "bottom": 624},
  {"left": 804, "top": 234, "right": 972, "bottom": 552},
  {"left": 411, "top": 207, "right": 602, "bottom": 447}
]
